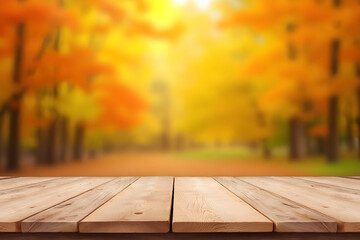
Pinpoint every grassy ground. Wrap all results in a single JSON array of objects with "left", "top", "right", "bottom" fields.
[
  {"left": 173, "top": 147, "right": 360, "bottom": 176},
  {"left": 174, "top": 147, "right": 262, "bottom": 160},
  {"left": 297, "top": 160, "right": 360, "bottom": 176},
  {"left": 1, "top": 147, "right": 359, "bottom": 176}
]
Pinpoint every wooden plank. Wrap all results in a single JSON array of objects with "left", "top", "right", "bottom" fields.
[
  {"left": 0, "top": 177, "right": 14, "bottom": 180},
  {"left": 0, "top": 177, "right": 74, "bottom": 203},
  {"left": 0, "top": 177, "right": 55, "bottom": 191},
  {"left": 241, "top": 177, "right": 360, "bottom": 232},
  {"left": 297, "top": 177, "right": 360, "bottom": 191},
  {"left": 0, "top": 177, "right": 114, "bottom": 232},
  {"left": 344, "top": 176, "right": 360, "bottom": 180},
  {"left": 172, "top": 177, "right": 273, "bottom": 233},
  {"left": 1, "top": 232, "right": 360, "bottom": 240},
  {"left": 21, "top": 177, "right": 138, "bottom": 232},
  {"left": 79, "top": 177, "right": 174, "bottom": 233},
  {"left": 215, "top": 177, "right": 336, "bottom": 232}
]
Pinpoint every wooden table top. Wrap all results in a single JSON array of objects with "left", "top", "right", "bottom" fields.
[{"left": 0, "top": 176, "right": 359, "bottom": 234}]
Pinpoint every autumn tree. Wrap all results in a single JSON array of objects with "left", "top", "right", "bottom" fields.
[
  {"left": 0, "top": 0, "right": 181, "bottom": 170},
  {"left": 218, "top": 0, "right": 359, "bottom": 162},
  {"left": 0, "top": 0, "right": 76, "bottom": 170}
]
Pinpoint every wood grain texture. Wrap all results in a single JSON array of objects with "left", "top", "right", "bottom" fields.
[
  {"left": 241, "top": 177, "right": 360, "bottom": 232},
  {"left": 344, "top": 176, "right": 360, "bottom": 180},
  {"left": 172, "top": 177, "right": 273, "bottom": 233},
  {"left": 1, "top": 232, "right": 360, "bottom": 240},
  {"left": 215, "top": 177, "right": 336, "bottom": 232},
  {"left": 0, "top": 177, "right": 55, "bottom": 191},
  {"left": 79, "top": 177, "right": 174, "bottom": 233},
  {"left": 0, "top": 177, "right": 74, "bottom": 204},
  {"left": 0, "top": 177, "right": 14, "bottom": 180},
  {"left": 0, "top": 177, "right": 114, "bottom": 232},
  {"left": 297, "top": 177, "right": 360, "bottom": 191},
  {"left": 21, "top": 177, "right": 138, "bottom": 232}
]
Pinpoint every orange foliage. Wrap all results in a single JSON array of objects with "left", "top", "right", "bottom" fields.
[
  {"left": 220, "top": 0, "right": 334, "bottom": 31},
  {"left": 340, "top": 8, "right": 360, "bottom": 34},
  {"left": 332, "top": 77, "right": 359, "bottom": 95},
  {"left": 96, "top": 0, "right": 128, "bottom": 23},
  {"left": 133, "top": 0, "right": 148, "bottom": 12},
  {"left": 277, "top": 63, "right": 308, "bottom": 80},
  {"left": 0, "top": 0, "right": 77, "bottom": 28},
  {"left": 24, "top": 49, "right": 114, "bottom": 91},
  {"left": 95, "top": 82, "right": 147, "bottom": 129},
  {"left": 295, "top": 1, "right": 333, "bottom": 24},
  {"left": 240, "top": 50, "right": 286, "bottom": 78},
  {"left": 309, "top": 124, "right": 328, "bottom": 137},
  {"left": 341, "top": 46, "right": 360, "bottom": 62},
  {"left": 89, "top": 0, "right": 182, "bottom": 40},
  {"left": 94, "top": 0, "right": 148, "bottom": 22},
  {"left": 219, "top": 10, "right": 281, "bottom": 31}
]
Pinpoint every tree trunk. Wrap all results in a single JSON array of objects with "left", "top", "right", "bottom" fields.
[
  {"left": 6, "top": 23, "right": 25, "bottom": 171},
  {"left": 286, "top": 23, "right": 303, "bottom": 161},
  {"left": 316, "top": 137, "right": 326, "bottom": 155},
  {"left": 45, "top": 119, "right": 58, "bottom": 165},
  {"left": 159, "top": 105, "right": 170, "bottom": 151},
  {"left": 44, "top": 25, "right": 62, "bottom": 165},
  {"left": 262, "top": 138, "right": 271, "bottom": 159},
  {"left": 7, "top": 105, "right": 21, "bottom": 171},
  {"left": 356, "top": 63, "right": 360, "bottom": 160},
  {"left": 345, "top": 114, "right": 354, "bottom": 151},
  {"left": 303, "top": 124, "right": 313, "bottom": 156},
  {"left": 327, "top": 39, "right": 340, "bottom": 163},
  {"left": 34, "top": 91, "right": 47, "bottom": 165},
  {"left": 327, "top": 95, "right": 339, "bottom": 162},
  {"left": 326, "top": 0, "right": 341, "bottom": 163},
  {"left": 58, "top": 116, "right": 68, "bottom": 163},
  {"left": 0, "top": 112, "right": 4, "bottom": 168},
  {"left": 73, "top": 123, "right": 85, "bottom": 161},
  {"left": 289, "top": 117, "right": 304, "bottom": 160},
  {"left": 36, "top": 127, "right": 46, "bottom": 165}
]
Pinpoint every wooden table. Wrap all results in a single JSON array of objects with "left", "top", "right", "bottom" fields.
[{"left": 0, "top": 176, "right": 359, "bottom": 239}]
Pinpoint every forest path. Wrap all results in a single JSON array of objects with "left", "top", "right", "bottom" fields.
[{"left": 2, "top": 152, "right": 303, "bottom": 176}]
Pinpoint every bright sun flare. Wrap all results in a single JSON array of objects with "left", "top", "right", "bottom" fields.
[{"left": 173, "top": 0, "right": 212, "bottom": 9}]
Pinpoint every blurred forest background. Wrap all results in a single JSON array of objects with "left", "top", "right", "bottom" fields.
[{"left": 0, "top": 0, "right": 360, "bottom": 176}]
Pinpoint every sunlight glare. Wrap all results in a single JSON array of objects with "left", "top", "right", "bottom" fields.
[
  {"left": 173, "top": 0, "right": 187, "bottom": 6},
  {"left": 173, "top": 0, "right": 212, "bottom": 10},
  {"left": 196, "top": 0, "right": 211, "bottom": 9}
]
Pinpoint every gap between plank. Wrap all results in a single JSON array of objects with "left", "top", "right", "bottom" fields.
[
  {"left": 74, "top": 177, "right": 140, "bottom": 232},
  {"left": 19, "top": 177, "right": 116, "bottom": 232},
  {"left": 169, "top": 177, "right": 175, "bottom": 233},
  {"left": 212, "top": 177, "right": 274, "bottom": 228}
]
